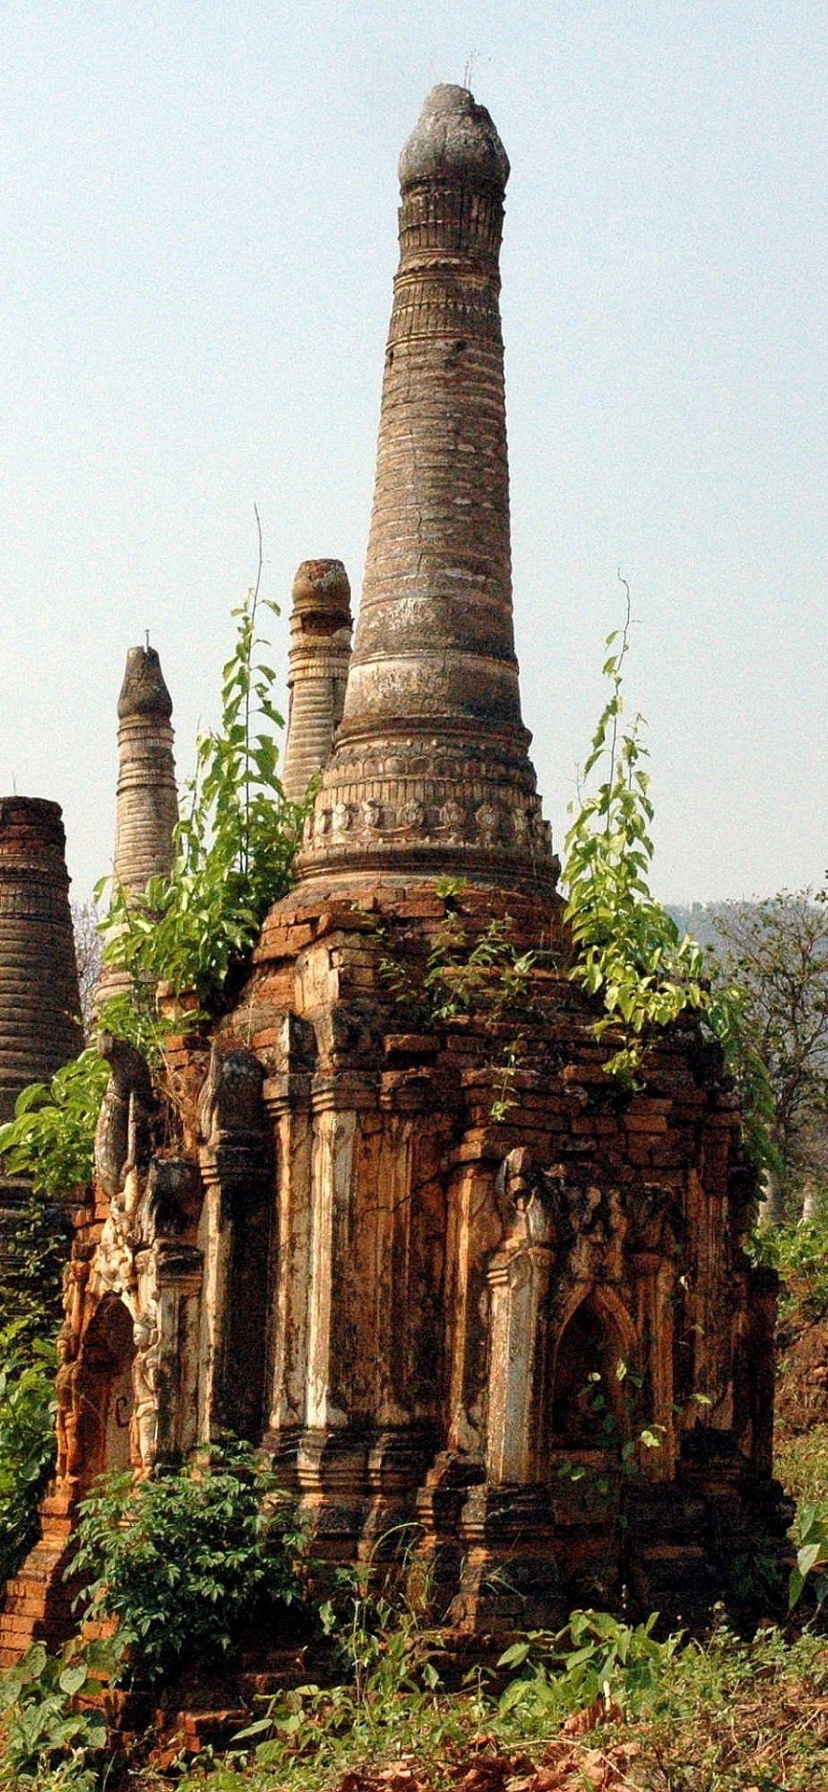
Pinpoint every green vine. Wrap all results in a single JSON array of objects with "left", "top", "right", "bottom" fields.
[
  {"left": 0, "top": 521, "right": 308, "bottom": 1205},
  {"left": 0, "top": 1325, "right": 57, "bottom": 1588},
  {"left": 379, "top": 878, "right": 535, "bottom": 1122},
  {"left": 98, "top": 512, "right": 308, "bottom": 1008},
  {"left": 562, "top": 581, "right": 746, "bottom": 1093},
  {"left": 0, "top": 1052, "right": 108, "bottom": 1200}
]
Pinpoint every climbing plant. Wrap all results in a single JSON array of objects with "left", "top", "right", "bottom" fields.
[
  {"left": 378, "top": 876, "right": 536, "bottom": 1121},
  {"left": 0, "top": 1051, "right": 108, "bottom": 1201},
  {"left": 562, "top": 580, "right": 754, "bottom": 1103},
  {"left": 98, "top": 511, "right": 307, "bottom": 1007},
  {"left": 0, "top": 520, "right": 308, "bottom": 1202}
]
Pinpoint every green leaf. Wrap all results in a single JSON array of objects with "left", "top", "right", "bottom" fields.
[
  {"left": 58, "top": 1663, "right": 88, "bottom": 1695},
  {"left": 796, "top": 1540, "right": 825, "bottom": 1578},
  {"left": 497, "top": 1640, "right": 532, "bottom": 1668}
]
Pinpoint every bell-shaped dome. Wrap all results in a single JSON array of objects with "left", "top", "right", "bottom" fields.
[{"left": 399, "top": 84, "right": 510, "bottom": 190}]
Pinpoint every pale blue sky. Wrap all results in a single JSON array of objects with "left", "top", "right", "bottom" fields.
[{"left": 1, "top": 1, "right": 825, "bottom": 904}]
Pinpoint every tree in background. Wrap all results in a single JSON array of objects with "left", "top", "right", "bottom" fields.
[
  {"left": 708, "top": 891, "right": 828, "bottom": 1223},
  {"left": 70, "top": 900, "right": 102, "bottom": 1038}
]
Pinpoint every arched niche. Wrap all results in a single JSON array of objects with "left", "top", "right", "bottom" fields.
[
  {"left": 74, "top": 1295, "right": 136, "bottom": 1482},
  {"left": 547, "top": 1287, "right": 637, "bottom": 1460}
]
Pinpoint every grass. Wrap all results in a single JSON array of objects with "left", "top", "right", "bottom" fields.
[
  {"left": 776, "top": 1420, "right": 828, "bottom": 1507},
  {"left": 100, "top": 1615, "right": 828, "bottom": 1792}
]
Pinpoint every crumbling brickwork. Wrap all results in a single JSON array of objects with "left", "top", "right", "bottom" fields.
[{"left": 0, "top": 86, "right": 786, "bottom": 1670}]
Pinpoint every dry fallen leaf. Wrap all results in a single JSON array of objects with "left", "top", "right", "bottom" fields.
[
  {"left": 562, "top": 1697, "right": 624, "bottom": 1735},
  {"left": 455, "top": 1755, "right": 534, "bottom": 1792}
]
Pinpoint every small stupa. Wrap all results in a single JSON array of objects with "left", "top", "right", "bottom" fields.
[{"left": 0, "top": 798, "right": 82, "bottom": 1251}]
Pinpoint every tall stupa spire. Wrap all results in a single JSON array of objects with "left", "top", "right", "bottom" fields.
[
  {"left": 113, "top": 645, "right": 177, "bottom": 893},
  {"left": 281, "top": 560, "right": 353, "bottom": 804},
  {"left": 296, "top": 84, "right": 556, "bottom": 889},
  {"left": 94, "top": 645, "right": 177, "bottom": 1012}
]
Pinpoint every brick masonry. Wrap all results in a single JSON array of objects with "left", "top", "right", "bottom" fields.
[{"left": 0, "top": 87, "right": 788, "bottom": 1673}]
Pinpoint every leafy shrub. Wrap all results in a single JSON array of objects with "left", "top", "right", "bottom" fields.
[
  {"left": 70, "top": 1448, "right": 308, "bottom": 1685},
  {"left": 0, "top": 1052, "right": 108, "bottom": 1201},
  {"left": 235, "top": 1603, "right": 677, "bottom": 1787},
  {"left": 753, "top": 1211, "right": 828, "bottom": 1323},
  {"left": 775, "top": 1422, "right": 828, "bottom": 1506},
  {"left": 789, "top": 1500, "right": 828, "bottom": 1610},
  {"left": 496, "top": 1609, "right": 680, "bottom": 1730},
  {"left": 0, "top": 1190, "right": 69, "bottom": 1350},
  {"left": 562, "top": 584, "right": 761, "bottom": 1136},
  {"left": 0, "top": 1324, "right": 56, "bottom": 1585},
  {"left": 562, "top": 590, "right": 710, "bottom": 1085},
  {"left": 232, "top": 1553, "right": 451, "bottom": 1779},
  {"left": 0, "top": 1638, "right": 109, "bottom": 1790}
]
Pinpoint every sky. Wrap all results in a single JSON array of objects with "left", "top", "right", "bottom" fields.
[{"left": 1, "top": 0, "right": 825, "bottom": 906}]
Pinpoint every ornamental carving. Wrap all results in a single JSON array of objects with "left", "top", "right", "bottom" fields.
[
  {"left": 495, "top": 1146, "right": 556, "bottom": 1248},
  {"left": 94, "top": 1034, "right": 155, "bottom": 1200}
]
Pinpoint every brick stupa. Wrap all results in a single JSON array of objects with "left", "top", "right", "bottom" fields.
[
  {"left": 94, "top": 644, "right": 177, "bottom": 1010},
  {"left": 1, "top": 87, "right": 786, "bottom": 1674},
  {"left": 281, "top": 560, "right": 353, "bottom": 805},
  {"left": 0, "top": 799, "right": 81, "bottom": 1253},
  {"left": 296, "top": 86, "right": 554, "bottom": 892}
]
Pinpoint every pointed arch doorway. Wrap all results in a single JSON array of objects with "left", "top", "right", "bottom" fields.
[{"left": 73, "top": 1295, "right": 136, "bottom": 1483}]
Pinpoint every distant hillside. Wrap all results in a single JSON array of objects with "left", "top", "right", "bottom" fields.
[
  {"left": 666, "top": 901, "right": 762, "bottom": 953},
  {"left": 666, "top": 903, "right": 723, "bottom": 949}
]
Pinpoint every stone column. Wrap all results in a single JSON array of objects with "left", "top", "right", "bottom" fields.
[
  {"left": 304, "top": 1101, "right": 356, "bottom": 1434},
  {"left": 633, "top": 1249, "right": 677, "bottom": 1479},
  {"left": 282, "top": 560, "right": 352, "bottom": 805},
  {"left": 195, "top": 1046, "right": 271, "bottom": 1442},
  {"left": 0, "top": 798, "right": 82, "bottom": 1235}
]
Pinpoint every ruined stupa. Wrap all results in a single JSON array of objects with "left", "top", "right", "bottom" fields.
[
  {"left": 1, "top": 86, "right": 785, "bottom": 1668},
  {"left": 0, "top": 799, "right": 82, "bottom": 1263},
  {"left": 94, "top": 644, "right": 177, "bottom": 1010},
  {"left": 111, "top": 645, "right": 177, "bottom": 894},
  {"left": 296, "top": 84, "right": 553, "bottom": 892},
  {"left": 281, "top": 560, "right": 353, "bottom": 805}
]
